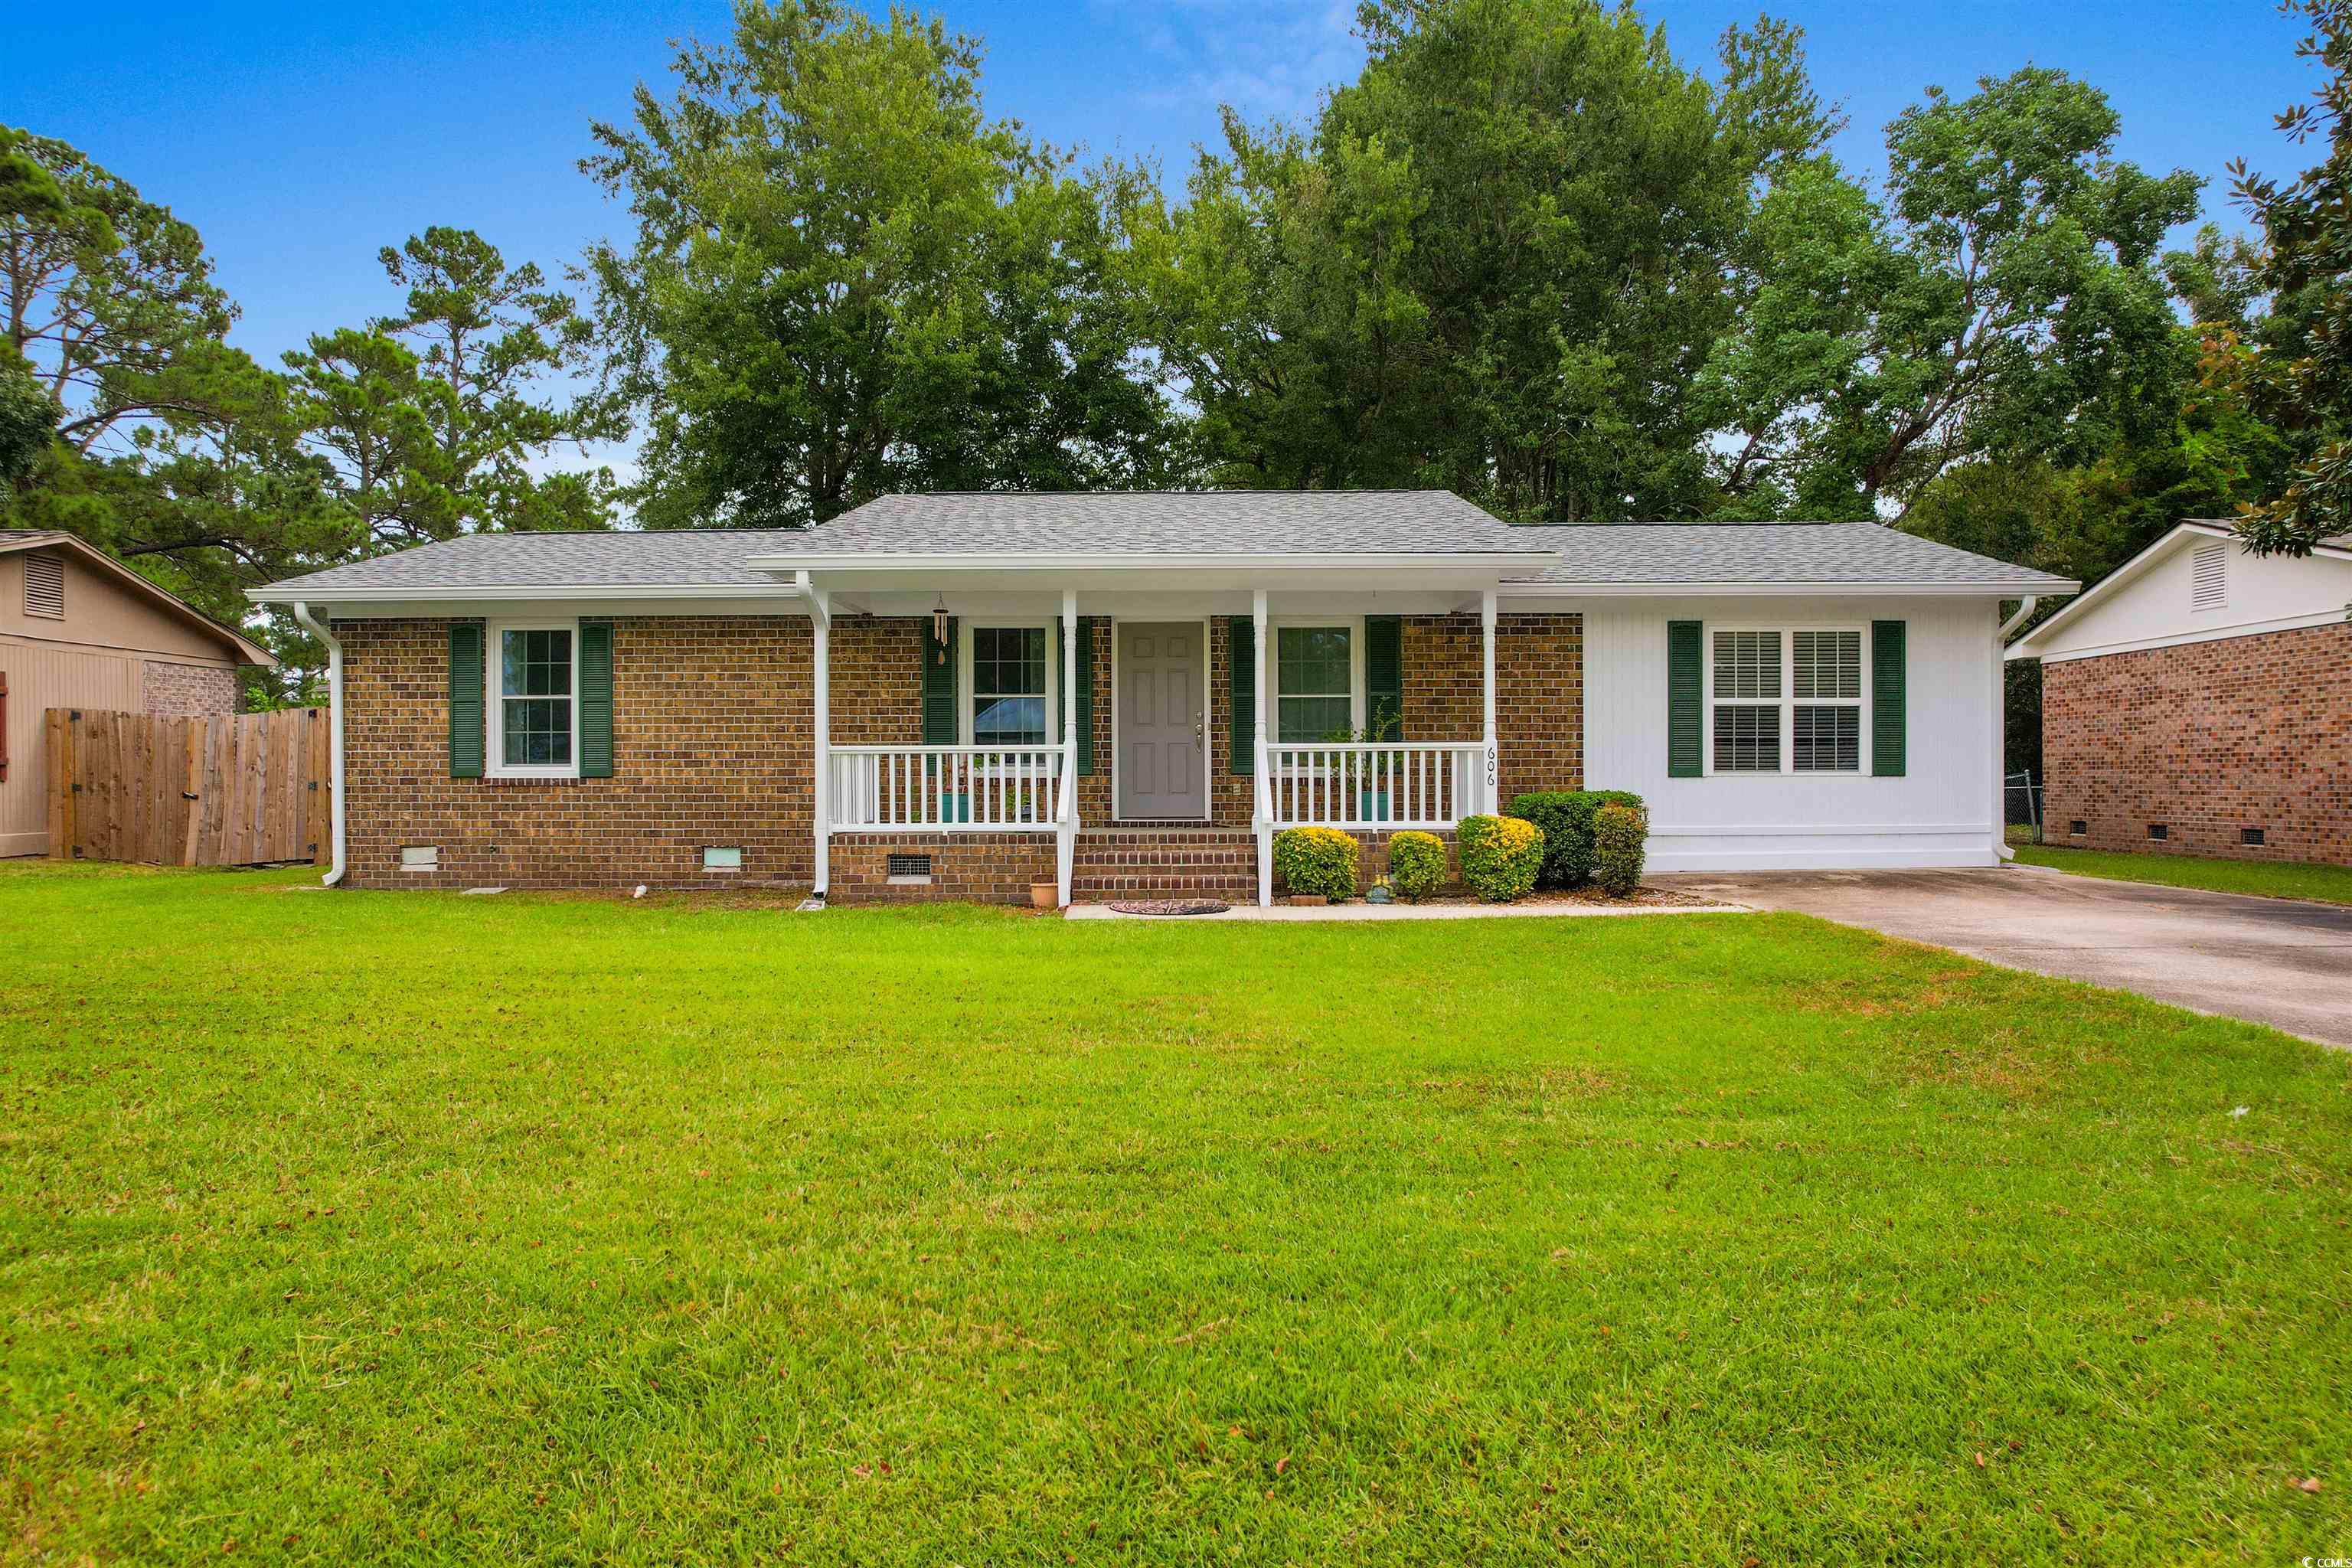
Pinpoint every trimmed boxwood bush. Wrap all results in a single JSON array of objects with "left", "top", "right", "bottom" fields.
[
  {"left": 1510, "top": 789, "right": 1645, "bottom": 887},
  {"left": 1455, "top": 815, "right": 1542, "bottom": 902},
  {"left": 1272, "top": 825, "right": 1359, "bottom": 900},
  {"left": 1592, "top": 801, "right": 1648, "bottom": 897},
  {"left": 1387, "top": 831, "right": 1446, "bottom": 902}
]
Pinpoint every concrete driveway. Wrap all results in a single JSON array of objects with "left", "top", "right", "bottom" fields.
[{"left": 1652, "top": 864, "right": 2352, "bottom": 1048}]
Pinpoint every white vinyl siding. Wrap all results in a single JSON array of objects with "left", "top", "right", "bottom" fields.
[{"left": 1576, "top": 596, "right": 2000, "bottom": 873}]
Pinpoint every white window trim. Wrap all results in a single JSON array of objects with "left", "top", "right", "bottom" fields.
[
  {"left": 956, "top": 619, "right": 1059, "bottom": 750},
  {"left": 485, "top": 618, "right": 582, "bottom": 779},
  {"left": 1269, "top": 616, "right": 1365, "bottom": 744},
  {"left": 1701, "top": 623, "right": 1870, "bottom": 778}
]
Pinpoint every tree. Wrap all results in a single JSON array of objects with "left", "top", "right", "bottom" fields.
[
  {"left": 2, "top": 126, "right": 334, "bottom": 642},
  {"left": 2212, "top": 0, "right": 2352, "bottom": 556},
  {"left": 582, "top": 0, "right": 1180, "bottom": 531},
  {"left": 1134, "top": 0, "right": 1834, "bottom": 519},
  {"left": 286, "top": 227, "right": 619, "bottom": 551},
  {"left": 1700, "top": 69, "right": 2201, "bottom": 518}
]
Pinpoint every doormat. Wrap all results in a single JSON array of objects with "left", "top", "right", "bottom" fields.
[{"left": 1105, "top": 900, "right": 1231, "bottom": 916}]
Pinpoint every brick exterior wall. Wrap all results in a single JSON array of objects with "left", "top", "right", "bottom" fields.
[
  {"left": 2042, "top": 622, "right": 2352, "bottom": 867},
  {"left": 142, "top": 661, "right": 239, "bottom": 716},
  {"left": 335, "top": 608, "right": 1587, "bottom": 898},
  {"left": 340, "top": 616, "right": 818, "bottom": 891},
  {"left": 828, "top": 835, "right": 1058, "bottom": 904}
]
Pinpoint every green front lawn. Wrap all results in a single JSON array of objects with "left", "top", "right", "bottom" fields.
[
  {"left": 2015, "top": 841, "right": 2352, "bottom": 905},
  {"left": 5, "top": 863, "right": 2348, "bottom": 1563}
]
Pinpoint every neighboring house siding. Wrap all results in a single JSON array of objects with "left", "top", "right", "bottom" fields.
[
  {"left": 142, "top": 661, "right": 240, "bottom": 717},
  {"left": 1577, "top": 596, "right": 2003, "bottom": 872},
  {"left": 0, "top": 639, "right": 145, "bottom": 857},
  {"left": 2042, "top": 621, "right": 2352, "bottom": 867}
]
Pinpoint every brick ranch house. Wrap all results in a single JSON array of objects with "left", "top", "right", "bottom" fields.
[
  {"left": 250, "top": 492, "right": 2075, "bottom": 904},
  {"left": 2008, "top": 519, "right": 2352, "bottom": 867}
]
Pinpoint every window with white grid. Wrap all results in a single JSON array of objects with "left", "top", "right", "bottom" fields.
[{"left": 1709, "top": 627, "right": 1864, "bottom": 775}]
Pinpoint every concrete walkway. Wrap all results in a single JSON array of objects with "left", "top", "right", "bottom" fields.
[{"left": 1651, "top": 864, "right": 2352, "bottom": 1048}]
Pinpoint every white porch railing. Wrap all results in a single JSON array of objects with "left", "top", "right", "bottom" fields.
[
  {"left": 1262, "top": 742, "right": 1486, "bottom": 829},
  {"left": 828, "top": 745, "right": 1071, "bottom": 831}
]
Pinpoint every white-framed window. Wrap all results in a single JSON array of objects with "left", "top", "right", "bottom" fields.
[
  {"left": 1272, "top": 619, "right": 1363, "bottom": 742},
  {"left": 486, "top": 619, "right": 580, "bottom": 778},
  {"left": 960, "top": 622, "right": 1056, "bottom": 747},
  {"left": 1705, "top": 626, "right": 1864, "bottom": 776}
]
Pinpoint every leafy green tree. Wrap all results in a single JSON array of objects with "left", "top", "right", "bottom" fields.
[
  {"left": 582, "top": 0, "right": 1179, "bottom": 531},
  {"left": 1, "top": 126, "right": 335, "bottom": 642},
  {"left": 1702, "top": 70, "right": 2201, "bottom": 518},
  {"left": 1135, "top": 0, "right": 1834, "bottom": 519},
  {"left": 286, "top": 228, "right": 616, "bottom": 552},
  {"left": 2210, "top": 0, "right": 2352, "bottom": 556}
]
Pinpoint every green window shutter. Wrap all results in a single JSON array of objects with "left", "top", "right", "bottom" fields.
[
  {"left": 1227, "top": 615, "right": 1255, "bottom": 774},
  {"left": 1871, "top": 619, "right": 1907, "bottom": 776},
  {"left": 1364, "top": 614, "right": 1403, "bottom": 740},
  {"left": 1666, "top": 620, "right": 1702, "bottom": 779},
  {"left": 922, "top": 616, "right": 959, "bottom": 745},
  {"left": 579, "top": 621, "right": 614, "bottom": 778},
  {"left": 1073, "top": 618, "right": 1096, "bottom": 776},
  {"left": 448, "top": 622, "right": 485, "bottom": 779}
]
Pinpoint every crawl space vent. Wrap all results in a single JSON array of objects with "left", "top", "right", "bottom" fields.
[{"left": 886, "top": 852, "right": 933, "bottom": 882}]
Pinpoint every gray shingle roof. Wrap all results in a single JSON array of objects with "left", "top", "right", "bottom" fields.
[
  {"left": 780, "top": 489, "right": 1534, "bottom": 556},
  {"left": 251, "top": 497, "right": 2073, "bottom": 596},
  {"left": 1510, "top": 522, "right": 2076, "bottom": 589},
  {"left": 262, "top": 529, "right": 784, "bottom": 593}
]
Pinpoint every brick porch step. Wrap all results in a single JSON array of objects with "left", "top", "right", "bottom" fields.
[{"left": 1071, "top": 827, "right": 1257, "bottom": 900}]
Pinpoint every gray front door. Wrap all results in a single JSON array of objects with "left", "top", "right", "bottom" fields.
[{"left": 1116, "top": 622, "right": 1206, "bottom": 819}]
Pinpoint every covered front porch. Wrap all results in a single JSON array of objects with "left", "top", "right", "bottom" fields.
[{"left": 773, "top": 560, "right": 1514, "bottom": 906}]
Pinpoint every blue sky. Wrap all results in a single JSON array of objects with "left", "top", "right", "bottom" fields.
[{"left": 2, "top": 0, "right": 2320, "bottom": 377}]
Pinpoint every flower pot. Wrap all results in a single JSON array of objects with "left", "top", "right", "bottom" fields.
[
  {"left": 1357, "top": 789, "right": 1390, "bottom": 822},
  {"left": 1031, "top": 882, "right": 1058, "bottom": 910}
]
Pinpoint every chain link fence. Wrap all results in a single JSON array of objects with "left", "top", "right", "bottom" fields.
[{"left": 2003, "top": 770, "right": 2044, "bottom": 845}]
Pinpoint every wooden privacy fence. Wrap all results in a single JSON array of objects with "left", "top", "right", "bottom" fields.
[{"left": 45, "top": 707, "right": 330, "bottom": 867}]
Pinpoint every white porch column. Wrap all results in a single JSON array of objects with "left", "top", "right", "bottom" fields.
[
  {"left": 1481, "top": 588, "right": 1498, "bottom": 816},
  {"left": 810, "top": 583, "right": 831, "bottom": 898},
  {"left": 1253, "top": 587, "right": 1272, "bottom": 906},
  {"left": 1059, "top": 586, "right": 1079, "bottom": 906}
]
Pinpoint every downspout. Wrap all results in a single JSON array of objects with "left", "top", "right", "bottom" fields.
[
  {"left": 1992, "top": 597, "right": 2037, "bottom": 864},
  {"left": 290, "top": 601, "right": 346, "bottom": 887},
  {"left": 1998, "top": 596, "right": 2040, "bottom": 642}
]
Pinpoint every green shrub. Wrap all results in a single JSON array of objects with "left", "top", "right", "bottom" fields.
[
  {"left": 1455, "top": 815, "right": 1542, "bottom": 902},
  {"left": 1592, "top": 802, "right": 1648, "bottom": 897},
  {"left": 1509, "top": 789, "right": 1645, "bottom": 887},
  {"left": 1272, "top": 826, "right": 1359, "bottom": 900},
  {"left": 1387, "top": 831, "right": 1446, "bottom": 902}
]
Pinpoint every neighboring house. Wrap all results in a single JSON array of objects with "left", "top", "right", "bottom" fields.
[
  {"left": 2008, "top": 519, "right": 2352, "bottom": 867},
  {"left": 248, "top": 492, "right": 2074, "bottom": 903},
  {"left": 1, "top": 531, "right": 273, "bottom": 858}
]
